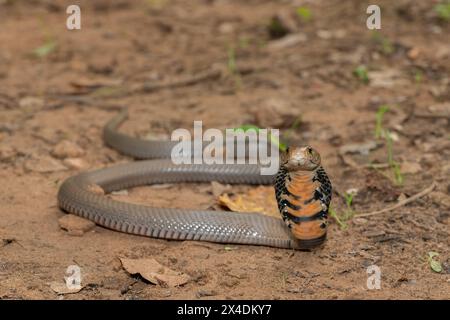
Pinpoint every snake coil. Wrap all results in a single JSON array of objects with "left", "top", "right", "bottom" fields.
[{"left": 57, "top": 111, "right": 332, "bottom": 249}]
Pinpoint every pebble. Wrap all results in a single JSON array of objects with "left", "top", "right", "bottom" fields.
[
  {"left": 87, "top": 184, "right": 105, "bottom": 195},
  {"left": 52, "top": 140, "right": 85, "bottom": 159},
  {"left": 24, "top": 156, "right": 67, "bottom": 173},
  {"left": 430, "top": 192, "right": 450, "bottom": 208},
  {"left": 63, "top": 157, "right": 88, "bottom": 170},
  {"left": 111, "top": 189, "right": 129, "bottom": 196},
  {"left": 250, "top": 97, "right": 298, "bottom": 128},
  {"left": 196, "top": 289, "right": 217, "bottom": 298},
  {"left": 0, "top": 145, "right": 16, "bottom": 162},
  {"left": 353, "top": 218, "right": 368, "bottom": 225},
  {"left": 19, "top": 97, "right": 44, "bottom": 110}
]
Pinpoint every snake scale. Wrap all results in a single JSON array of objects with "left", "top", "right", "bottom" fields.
[{"left": 57, "top": 110, "right": 332, "bottom": 249}]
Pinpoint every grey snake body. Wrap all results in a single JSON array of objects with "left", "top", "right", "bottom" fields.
[{"left": 57, "top": 110, "right": 332, "bottom": 249}]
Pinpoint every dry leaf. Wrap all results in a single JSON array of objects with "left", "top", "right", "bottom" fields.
[
  {"left": 58, "top": 214, "right": 96, "bottom": 236},
  {"left": 120, "top": 258, "right": 190, "bottom": 287},
  {"left": 218, "top": 186, "right": 281, "bottom": 219},
  {"left": 211, "top": 181, "right": 232, "bottom": 197}
]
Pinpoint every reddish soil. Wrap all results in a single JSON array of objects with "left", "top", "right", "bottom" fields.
[{"left": 0, "top": 0, "right": 449, "bottom": 299}]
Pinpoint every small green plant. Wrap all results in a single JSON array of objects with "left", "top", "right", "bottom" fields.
[
  {"left": 232, "top": 125, "right": 287, "bottom": 152},
  {"left": 33, "top": 39, "right": 57, "bottom": 58},
  {"left": 344, "top": 192, "right": 354, "bottom": 208},
  {"left": 427, "top": 252, "right": 443, "bottom": 273},
  {"left": 375, "top": 105, "right": 390, "bottom": 138},
  {"left": 295, "top": 6, "right": 312, "bottom": 22},
  {"left": 385, "top": 130, "right": 404, "bottom": 185},
  {"left": 227, "top": 45, "right": 242, "bottom": 88},
  {"left": 353, "top": 65, "right": 369, "bottom": 84},
  {"left": 328, "top": 191, "right": 356, "bottom": 229},
  {"left": 238, "top": 36, "right": 250, "bottom": 49},
  {"left": 373, "top": 105, "right": 404, "bottom": 185},
  {"left": 434, "top": 2, "right": 450, "bottom": 21},
  {"left": 371, "top": 31, "right": 394, "bottom": 55},
  {"left": 328, "top": 205, "right": 347, "bottom": 229},
  {"left": 227, "top": 45, "right": 237, "bottom": 74},
  {"left": 414, "top": 70, "right": 423, "bottom": 84},
  {"left": 280, "top": 116, "right": 302, "bottom": 146}
]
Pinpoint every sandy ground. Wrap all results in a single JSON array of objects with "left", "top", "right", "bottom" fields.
[{"left": 0, "top": 0, "right": 449, "bottom": 299}]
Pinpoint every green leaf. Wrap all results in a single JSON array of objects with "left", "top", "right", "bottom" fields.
[
  {"left": 430, "top": 260, "right": 443, "bottom": 273},
  {"left": 427, "top": 251, "right": 443, "bottom": 273},
  {"left": 344, "top": 193, "right": 354, "bottom": 208},
  {"left": 233, "top": 125, "right": 261, "bottom": 133},
  {"left": 296, "top": 7, "right": 312, "bottom": 22},
  {"left": 428, "top": 251, "right": 439, "bottom": 259},
  {"left": 232, "top": 125, "right": 287, "bottom": 152},
  {"left": 435, "top": 3, "right": 450, "bottom": 21},
  {"left": 375, "top": 105, "right": 389, "bottom": 139},
  {"left": 353, "top": 65, "right": 369, "bottom": 84},
  {"left": 328, "top": 205, "right": 347, "bottom": 230},
  {"left": 33, "top": 40, "right": 57, "bottom": 58}
]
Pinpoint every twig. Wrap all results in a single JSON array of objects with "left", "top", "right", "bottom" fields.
[
  {"left": 358, "top": 181, "right": 437, "bottom": 217},
  {"left": 133, "top": 65, "right": 259, "bottom": 93},
  {"left": 1, "top": 238, "right": 24, "bottom": 249},
  {"left": 414, "top": 112, "right": 450, "bottom": 119},
  {"left": 137, "top": 68, "right": 222, "bottom": 93}
]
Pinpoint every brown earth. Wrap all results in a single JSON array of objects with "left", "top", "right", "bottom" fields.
[{"left": 0, "top": 0, "right": 449, "bottom": 300}]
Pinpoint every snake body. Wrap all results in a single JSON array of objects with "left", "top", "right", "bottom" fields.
[{"left": 57, "top": 111, "right": 332, "bottom": 249}]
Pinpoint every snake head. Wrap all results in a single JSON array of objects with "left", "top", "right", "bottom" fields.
[{"left": 282, "top": 146, "right": 321, "bottom": 171}]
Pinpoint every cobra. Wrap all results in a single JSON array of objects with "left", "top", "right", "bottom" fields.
[{"left": 57, "top": 110, "right": 332, "bottom": 249}]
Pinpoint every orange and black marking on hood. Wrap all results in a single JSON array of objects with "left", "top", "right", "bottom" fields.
[{"left": 275, "top": 146, "right": 332, "bottom": 249}]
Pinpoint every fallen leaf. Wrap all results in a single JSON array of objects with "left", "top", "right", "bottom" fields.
[
  {"left": 218, "top": 186, "right": 281, "bottom": 219},
  {"left": 210, "top": 181, "right": 232, "bottom": 198},
  {"left": 427, "top": 252, "right": 442, "bottom": 273},
  {"left": 33, "top": 40, "right": 57, "bottom": 58},
  {"left": 120, "top": 258, "right": 190, "bottom": 287},
  {"left": 58, "top": 214, "right": 96, "bottom": 236}
]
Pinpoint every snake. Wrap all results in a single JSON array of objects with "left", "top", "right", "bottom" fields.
[{"left": 57, "top": 110, "right": 332, "bottom": 250}]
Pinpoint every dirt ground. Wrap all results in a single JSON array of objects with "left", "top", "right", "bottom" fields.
[{"left": 0, "top": 0, "right": 449, "bottom": 300}]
